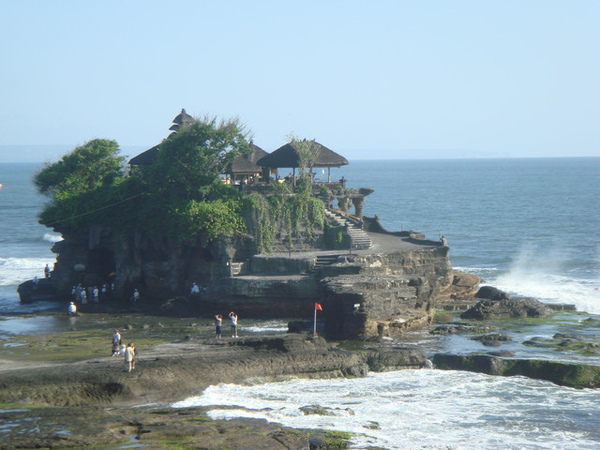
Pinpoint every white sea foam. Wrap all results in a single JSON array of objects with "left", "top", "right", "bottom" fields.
[
  {"left": 0, "top": 257, "right": 55, "bottom": 286},
  {"left": 241, "top": 320, "right": 289, "bottom": 333},
  {"left": 43, "top": 232, "right": 63, "bottom": 243},
  {"left": 173, "top": 370, "right": 600, "bottom": 449}
]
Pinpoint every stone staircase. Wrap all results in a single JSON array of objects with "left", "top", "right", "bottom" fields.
[
  {"left": 315, "top": 254, "right": 340, "bottom": 268},
  {"left": 307, "top": 254, "right": 341, "bottom": 275},
  {"left": 325, "top": 209, "right": 372, "bottom": 250}
]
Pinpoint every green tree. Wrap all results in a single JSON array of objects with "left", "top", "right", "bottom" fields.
[
  {"left": 286, "top": 133, "right": 320, "bottom": 180},
  {"left": 144, "top": 116, "right": 251, "bottom": 201},
  {"left": 34, "top": 139, "right": 125, "bottom": 199}
]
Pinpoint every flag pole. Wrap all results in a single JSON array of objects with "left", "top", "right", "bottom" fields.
[{"left": 313, "top": 306, "right": 317, "bottom": 336}]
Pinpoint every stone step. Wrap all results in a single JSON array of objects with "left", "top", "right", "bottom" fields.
[
  {"left": 315, "top": 255, "right": 340, "bottom": 267},
  {"left": 325, "top": 208, "right": 372, "bottom": 250}
]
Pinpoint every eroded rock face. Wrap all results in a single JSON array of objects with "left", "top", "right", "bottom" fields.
[
  {"left": 49, "top": 226, "right": 253, "bottom": 302},
  {"left": 320, "top": 248, "right": 455, "bottom": 339}
]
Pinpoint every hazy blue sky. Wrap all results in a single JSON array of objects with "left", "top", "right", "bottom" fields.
[{"left": 1, "top": 1, "right": 598, "bottom": 162}]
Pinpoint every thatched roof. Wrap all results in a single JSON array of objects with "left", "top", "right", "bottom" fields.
[
  {"left": 257, "top": 140, "right": 348, "bottom": 169},
  {"left": 228, "top": 143, "right": 269, "bottom": 174},
  {"left": 128, "top": 144, "right": 160, "bottom": 166},
  {"left": 169, "top": 108, "right": 196, "bottom": 131}
]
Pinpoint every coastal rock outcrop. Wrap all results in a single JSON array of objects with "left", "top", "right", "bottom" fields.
[
  {"left": 433, "top": 353, "right": 600, "bottom": 389},
  {"left": 461, "top": 294, "right": 554, "bottom": 319},
  {"left": 0, "top": 334, "right": 432, "bottom": 408}
]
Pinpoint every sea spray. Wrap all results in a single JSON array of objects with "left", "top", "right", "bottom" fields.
[{"left": 491, "top": 243, "right": 600, "bottom": 314}]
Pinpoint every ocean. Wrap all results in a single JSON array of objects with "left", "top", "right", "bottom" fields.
[{"left": 1, "top": 158, "right": 600, "bottom": 448}]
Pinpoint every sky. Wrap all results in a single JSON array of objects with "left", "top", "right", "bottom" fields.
[{"left": 1, "top": 0, "right": 598, "bottom": 163}]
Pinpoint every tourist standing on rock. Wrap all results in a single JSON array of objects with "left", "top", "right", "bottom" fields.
[
  {"left": 131, "top": 289, "right": 140, "bottom": 302},
  {"left": 111, "top": 330, "right": 121, "bottom": 356},
  {"left": 124, "top": 342, "right": 136, "bottom": 372},
  {"left": 190, "top": 283, "right": 200, "bottom": 294},
  {"left": 229, "top": 312, "right": 238, "bottom": 338},
  {"left": 215, "top": 315, "right": 223, "bottom": 338},
  {"left": 44, "top": 264, "right": 50, "bottom": 278},
  {"left": 68, "top": 302, "right": 77, "bottom": 316}
]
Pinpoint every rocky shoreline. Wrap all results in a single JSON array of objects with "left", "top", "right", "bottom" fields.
[
  {"left": 2, "top": 302, "right": 599, "bottom": 449},
  {"left": 0, "top": 310, "right": 426, "bottom": 449}
]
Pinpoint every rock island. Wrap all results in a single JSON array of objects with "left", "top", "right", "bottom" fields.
[{"left": 20, "top": 109, "right": 480, "bottom": 338}]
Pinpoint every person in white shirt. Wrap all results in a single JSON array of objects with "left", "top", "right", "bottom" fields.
[
  {"left": 229, "top": 311, "right": 238, "bottom": 338},
  {"left": 68, "top": 302, "right": 77, "bottom": 316},
  {"left": 111, "top": 330, "right": 121, "bottom": 356}
]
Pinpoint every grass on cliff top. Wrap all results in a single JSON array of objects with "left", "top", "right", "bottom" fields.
[{"left": 0, "top": 313, "right": 214, "bottom": 363}]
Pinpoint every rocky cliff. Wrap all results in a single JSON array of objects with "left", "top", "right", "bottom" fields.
[{"left": 40, "top": 213, "right": 479, "bottom": 340}]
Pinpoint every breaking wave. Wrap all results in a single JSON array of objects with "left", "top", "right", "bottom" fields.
[
  {"left": 173, "top": 370, "right": 600, "bottom": 449},
  {"left": 43, "top": 232, "right": 63, "bottom": 243},
  {"left": 466, "top": 243, "right": 600, "bottom": 314},
  {"left": 0, "top": 257, "right": 55, "bottom": 286}
]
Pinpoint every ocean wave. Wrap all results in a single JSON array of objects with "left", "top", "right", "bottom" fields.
[
  {"left": 494, "top": 271, "right": 600, "bottom": 314},
  {"left": 173, "top": 370, "right": 600, "bottom": 449},
  {"left": 0, "top": 257, "right": 56, "bottom": 286},
  {"left": 43, "top": 232, "right": 63, "bottom": 243}
]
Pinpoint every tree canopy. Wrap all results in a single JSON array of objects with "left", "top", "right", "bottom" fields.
[
  {"left": 143, "top": 117, "right": 251, "bottom": 201},
  {"left": 34, "top": 116, "right": 327, "bottom": 252},
  {"left": 36, "top": 118, "right": 254, "bottom": 244},
  {"left": 34, "top": 139, "right": 125, "bottom": 199}
]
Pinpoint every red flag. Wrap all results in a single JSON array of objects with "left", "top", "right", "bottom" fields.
[{"left": 315, "top": 302, "right": 323, "bottom": 311}]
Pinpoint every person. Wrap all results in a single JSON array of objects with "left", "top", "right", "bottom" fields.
[
  {"left": 79, "top": 287, "right": 87, "bottom": 304},
  {"left": 44, "top": 264, "right": 50, "bottom": 278},
  {"left": 190, "top": 283, "right": 200, "bottom": 294},
  {"left": 111, "top": 330, "right": 121, "bottom": 356},
  {"left": 124, "top": 342, "right": 136, "bottom": 372},
  {"left": 229, "top": 311, "right": 238, "bottom": 338},
  {"left": 130, "top": 342, "right": 137, "bottom": 370},
  {"left": 214, "top": 315, "right": 222, "bottom": 338},
  {"left": 131, "top": 289, "right": 140, "bottom": 302},
  {"left": 68, "top": 302, "right": 77, "bottom": 316},
  {"left": 92, "top": 286, "right": 99, "bottom": 303}
]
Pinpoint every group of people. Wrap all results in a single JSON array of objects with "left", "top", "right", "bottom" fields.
[
  {"left": 215, "top": 312, "right": 238, "bottom": 338},
  {"left": 111, "top": 329, "right": 136, "bottom": 372},
  {"left": 71, "top": 283, "right": 114, "bottom": 305}
]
